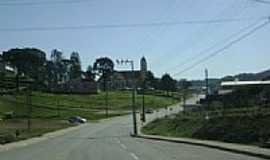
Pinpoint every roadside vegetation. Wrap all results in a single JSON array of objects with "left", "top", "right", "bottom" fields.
[
  {"left": 143, "top": 85, "right": 270, "bottom": 146},
  {"left": 0, "top": 91, "right": 179, "bottom": 144},
  {"left": 12, "top": 91, "right": 178, "bottom": 110},
  {"left": 142, "top": 112, "right": 270, "bottom": 146}
]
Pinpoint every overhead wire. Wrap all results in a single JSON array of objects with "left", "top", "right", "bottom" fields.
[
  {"left": 0, "top": 0, "right": 93, "bottom": 6},
  {"left": 249, "top": 0, "right": 270, "bottom": 5},
  {"left": 166, "top": 18, "right": 263, "bottom": 73},
  {"left": 133, "top": 0, "right": 179, "bottom": 59},
  {"left": 172, "top": 19, "right": 270, "bottom": 76},
  {"left": 0, "top": 17, "right": 267, "bottom": 32},
  {"left": 155, "top": 0, "right": 253, "bottom": 72}
]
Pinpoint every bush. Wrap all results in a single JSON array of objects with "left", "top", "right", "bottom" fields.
[
  {"left": 0, "top": 133, "right": 16, "bottom": 144},
  {"left": 3, "top": 111, "right": 14, "bottom": 120}
]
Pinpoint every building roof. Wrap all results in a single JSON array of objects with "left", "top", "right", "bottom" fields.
[{"left": 221, "top": 81, "right": 270, "bottom": 87}]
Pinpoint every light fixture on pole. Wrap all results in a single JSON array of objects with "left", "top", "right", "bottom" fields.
[{"left": 116, "top": 59, "right": 138, "bottom": 136}]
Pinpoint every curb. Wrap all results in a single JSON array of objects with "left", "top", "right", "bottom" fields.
[{"left": 136, "top": 134, "right": 270, "bottom": 160}]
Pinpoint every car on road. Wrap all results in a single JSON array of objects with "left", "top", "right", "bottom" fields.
[
  {"left": 145, "top": 108, "right": 154, "bottom": 114},
  {"left": 68, "top": 116, "right": 87, "bottom": 124}
]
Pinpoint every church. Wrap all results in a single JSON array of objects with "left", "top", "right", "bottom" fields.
[{"left": 106, "top": 57, "right": 148, "bottom": 90}]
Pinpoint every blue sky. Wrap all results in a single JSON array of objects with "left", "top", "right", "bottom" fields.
[{"left": 0, "top": 0, "right": 269, "bottom": 80}]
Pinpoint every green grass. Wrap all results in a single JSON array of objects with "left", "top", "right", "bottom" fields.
[
  {"left": 15, "top": 91, "right": 178, "bottom": 110},
  {"left": 1, "top": 91, "right": 178, "bottom": 121},
  {"left": 0, "top": 119, "right": 73, "bottom": 144},
  {"left": 0, "top": 96, "right": 126, "bottom": 121},
  {"left": 142, "top": 113, "right": 204, "bottom": 137},
  {"left": 0, "top": 91, "right": 178, "bottom": 144},
  {"left": 142, "top": 112, "right": 270, "bottom": 146}
]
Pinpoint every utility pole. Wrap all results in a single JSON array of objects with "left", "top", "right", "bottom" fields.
[
  {"left": 205, "top": 68, "right": 209, "bottom": 111},
  {"left": 56, "top": 98, "right": 60, "bottom": 117},
  {"left": 102, "top": 70, "right": 109, "bottom": 118},
  {"left": 205, "top": 68, "right": 209, "bottom": 96},
  {"left": 142, "top": 80, "right": 146, "bottom": 122},
  {"left": 131, "top": 60, "right": 138, "bottom": 135},
  {"left": 15, "top": 68, "right": 19, "bottom": 93},
  {"left": 26, "top": 84, "right": 32, "bottom": 132},
  {"left": 116, "top": 59, "right": 138, "bottom": 135},
  {"left": 105, "top": 80, "right": 109, "bottom": 118}
]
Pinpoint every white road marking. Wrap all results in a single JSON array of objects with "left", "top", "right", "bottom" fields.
[
  {"left": 130, "top": 153, "right": 139, "bottom": 160},
  {"left": 120, "top": 143, "right": 127, "bottom": 150},
  {"left": 116, "top": 138, "right": 121, "bottom": 144}
]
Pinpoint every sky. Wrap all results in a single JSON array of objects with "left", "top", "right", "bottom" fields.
[{"left": 0, "top": 0, "right": 269, "bottom": 80}]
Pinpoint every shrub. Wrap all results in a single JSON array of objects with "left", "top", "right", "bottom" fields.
[{"left": 0, "top": 134, "right": 16, "bottom": 144}]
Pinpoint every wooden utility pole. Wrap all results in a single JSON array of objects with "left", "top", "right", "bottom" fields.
[
  {"left": 26, "top": 84, "right": 32, "bottom": 132},
  {"left": 116, "top": 59, "right": 137, "bottom": 136},
  {"left": 131, "top": 61, "right": 138, "bottom": 135},
  {"left": 142, "top": 80, "right": 146, "bottom": 122},
  {"left": 205, "top": 68, "right": 209, "bottom": 112}
]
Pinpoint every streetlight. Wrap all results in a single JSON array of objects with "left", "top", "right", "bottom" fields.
[{"left": 116, "top": 59, "right": 138, "bottom": 136}]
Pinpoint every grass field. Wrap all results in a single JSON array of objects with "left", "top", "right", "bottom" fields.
[
  {"left": 142, "top": 112, "right": 270, "bottom": 146},
  {"left": 142, "top": 113, "right": 204, "bottom": 137},
  {"left": 1, "top": 91, "right": 178, "bottom": 119},
  {"left": 0, "top": 119, "right": 73, "bottom": 144},
  {"left": 27, "top": 91, "right": 178, "bottom": 110}
]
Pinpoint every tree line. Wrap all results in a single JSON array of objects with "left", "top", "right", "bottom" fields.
[{"left": 0, "top": 47, "right": 189, "bottom": 93}]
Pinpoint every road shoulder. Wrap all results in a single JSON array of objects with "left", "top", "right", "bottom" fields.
[{"left": 136, "top": 134, "right": 270, "bottom": 159}]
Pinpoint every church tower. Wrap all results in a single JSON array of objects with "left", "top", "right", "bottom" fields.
[{"left": 140, "top": 56, "right": 147, "bottom": 72}]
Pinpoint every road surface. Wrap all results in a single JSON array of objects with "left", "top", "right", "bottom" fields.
[{"left": 0, "top": 113, "right": 263, "bottom": 160}]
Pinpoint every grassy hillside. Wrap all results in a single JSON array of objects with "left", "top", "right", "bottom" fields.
[
  {"left": 1, "top": 91, "right": 178, "bottom": 120},
  {"left": 0, "top": 91, "right": 178, "bottom": 144},
  {"left": 15, "top": 91, "right": 178, "bottom": 110},
  {"left": 142, "top": 113, "right": 270, "bottom": 146}
]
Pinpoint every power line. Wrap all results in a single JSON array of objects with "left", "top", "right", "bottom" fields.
[
  {"left": 0, "top": 17, "right": 267, "bottom": 32},
  {"left": 249, "top": 0, "right": 270, "bottom": 5},
  {"left": 0, "top": 0, "right": 92, "bottom": 6},
  {"left": 173, "top": 19, "right": 269, "bottom": 77},
  {"left": 158, "top": 0, "right": 253, "bottom": 72},
  {"left": 166, "top": 18, "right": 263, "bottom": 73}
]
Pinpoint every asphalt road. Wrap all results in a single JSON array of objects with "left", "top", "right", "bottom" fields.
[{"left": 0, "top": 113, "right": 264, "bottom": 160}]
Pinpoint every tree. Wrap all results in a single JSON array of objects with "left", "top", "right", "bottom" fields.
[
  {"left": 50, "top": 49, "right": 65, "bottom": 84},
  {"left": 2, "top": 48, "right": 46, "bottom": 89},
  {"left": 93, "top": 57, "right": 114, "bottom": 117},
  {"left": 93, "top": 57, "right": 114, "bottom": 86},
  {"left": 86, "top": 65, "right": 95, "bottom": 80},
  {"left": 70, "top": 52, "right": 82, "bottom": 80},
  {"left": 160, "top": 73, "right": 177, "bottom": 95},
  {"left": 50, "top": 49, "right": 63, "bottom": 63},
  {"left": 145, "top": 71, "right": 155, "bottom": 89}
]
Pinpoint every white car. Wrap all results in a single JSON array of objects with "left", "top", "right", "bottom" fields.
[{"left": 68, "top": 116, "right": 87, "bottom": 124}]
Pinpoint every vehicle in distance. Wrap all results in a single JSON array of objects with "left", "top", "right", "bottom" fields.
[
  {"left": 145, "top": 108, "right": 154, "bottom": 114},
  {"left": 68, "top": 116, "right": 87, "bottom": 124}
]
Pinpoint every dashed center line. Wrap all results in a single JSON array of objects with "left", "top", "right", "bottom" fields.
[
  {"left": 116, "top": 138, "right": 139, "bottom": 160},
  {"left": 120, "top": 143, "right": 127, "bottom": 150},
  {"left": 130, "top": 153, "right": 139, "bottom": 160}
]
